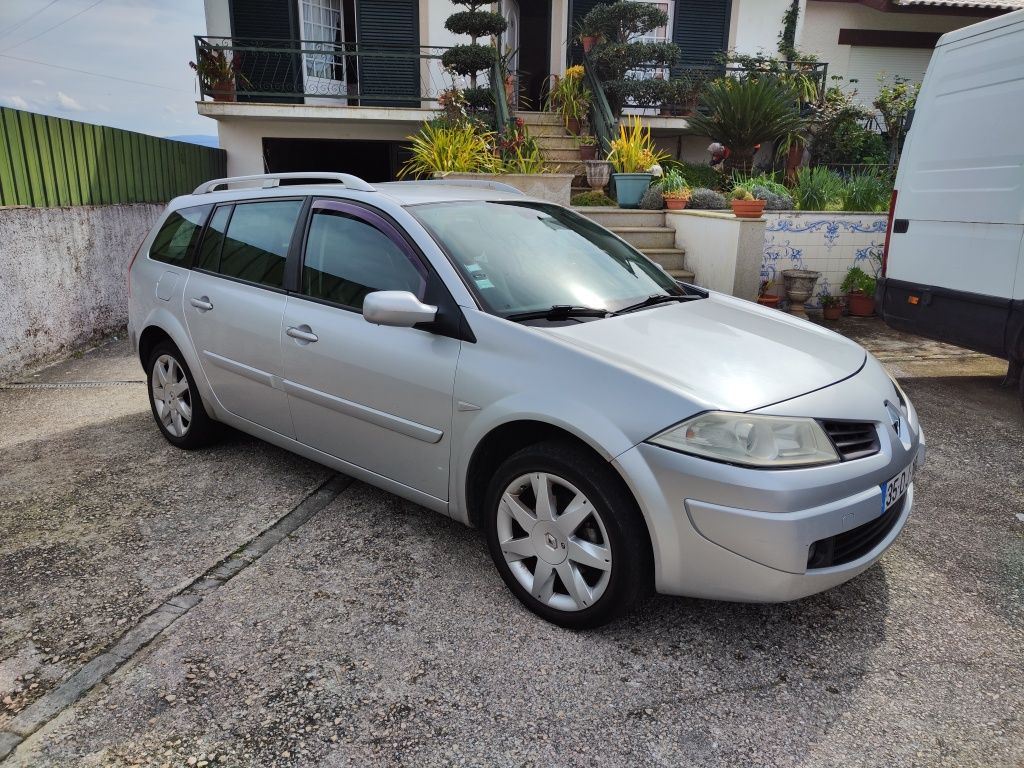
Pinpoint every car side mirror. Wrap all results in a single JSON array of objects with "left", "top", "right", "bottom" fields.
[{"left": 362, "top": 291, "right": 437, "bottom": 328}]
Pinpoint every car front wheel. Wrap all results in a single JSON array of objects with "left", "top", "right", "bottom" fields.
[{"left": 483, "top": 440, "right": 651, "bottom": 629}]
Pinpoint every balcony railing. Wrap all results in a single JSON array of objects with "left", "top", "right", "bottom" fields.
[{"left": 193, "top": 36, "right": 452, "bottom": 108}]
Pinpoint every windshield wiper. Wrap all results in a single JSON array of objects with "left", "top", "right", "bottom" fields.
[
  {"left": 505, "top": 305, "right": 611, "bottom": 323},
  {"left": 615, "top": 294, "right": 690, "bottom": 314}
]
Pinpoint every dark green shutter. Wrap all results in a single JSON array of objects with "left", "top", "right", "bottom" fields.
[
  {"left": 672, "top": 0, "right": 732, "bottom": 68},
  {"left": 229, "top": 0, "right": 302, "bottom": 102},
  {"left": 355, "top": 0, "right": 420, "bottom": 106}
]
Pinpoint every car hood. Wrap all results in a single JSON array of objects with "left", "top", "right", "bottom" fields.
[{"left": 543, "top": 294, "right": 866, "bottom": 413}]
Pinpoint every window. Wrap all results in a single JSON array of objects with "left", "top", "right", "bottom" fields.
[
  {"left": 302, "top": 207, "right": 426, "bottom": 310},
  {"left": 196, "top": 205, "right": 232, "bottom": 272},
  {"left": 149, "top": 205, "right": 210, "bottom": 267},
  {"left": 216, "top": 200, "right": 303, "bottom": 289}
]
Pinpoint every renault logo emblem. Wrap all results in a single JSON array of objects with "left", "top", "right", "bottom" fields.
[{"left": 885, "top": 401, "right": 902, "bottom": 436}]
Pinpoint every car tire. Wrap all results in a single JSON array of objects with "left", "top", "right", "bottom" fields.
[
  {"left": 483, "top": 440, "right": 652, "bottom": 629},
  {"left": 146, "top": 340, "right": 219, "bottom": 449}
]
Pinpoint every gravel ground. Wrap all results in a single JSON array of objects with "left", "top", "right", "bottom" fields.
[{"left": 1, "top": 321, "right": 1021, "bottom": 767}]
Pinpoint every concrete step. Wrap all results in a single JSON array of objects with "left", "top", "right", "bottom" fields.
[
  {"left": 609, "top": 226, "right": 676, "bottom": 250},
  {"left": 571, "top": 208, "right": 666, "bottom": 228},
  {"left": 639, "top": 248, "right": 687, "bottom": 270},
  {"left": 668, "top": 268, "right": 696, "bottom": 283},
  {"left": 516, "top": 111, "right": 564, "bottom": 125},
  {"left": 532, "top": 135, "right": 579, "bottom": 150},
  {"left": 543, "top": 160, "right": 584, "bottom": 176},
  {"left": 524, "top": 124, "right": 569, "bottom": 138},
  {"left": 539, "top": 148, "right": 582, "bottom": 162}
]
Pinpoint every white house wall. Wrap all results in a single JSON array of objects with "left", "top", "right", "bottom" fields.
[
  {"left": 797, "top": 2, "right": 986, "bottom": 86},
  {"left": 729, "top": 0, "right": 806, "bottom": 56}
]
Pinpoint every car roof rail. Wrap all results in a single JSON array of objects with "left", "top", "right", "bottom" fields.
[
  {"left": 417, "top": 178, "right": 525, "bottom": 196},
  {"left": 192, "top": 172, "right": 376, "bottom": 195}
]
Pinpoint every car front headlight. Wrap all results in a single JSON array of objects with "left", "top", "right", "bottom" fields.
[{"left": 648, "top": 411, "right": 840, "bottom": 468}]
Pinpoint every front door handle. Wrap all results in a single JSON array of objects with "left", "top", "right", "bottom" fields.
[
  {"left": 189, "top": 296, "right": 214, "bottom": 311},
  {"left": 286, "top": 325, "right": 319, "bottom": 343}
]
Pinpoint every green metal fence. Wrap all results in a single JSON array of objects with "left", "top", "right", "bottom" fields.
[{"left": 0, "top": 108, "right": 226, "bottom": 207}]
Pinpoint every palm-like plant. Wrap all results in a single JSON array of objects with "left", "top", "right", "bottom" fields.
[{"left": 687, "top": 77, "right": 809, "bottom": 173}]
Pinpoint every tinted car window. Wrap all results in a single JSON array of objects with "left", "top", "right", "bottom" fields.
[
  {"left": 217, "top": 200, "right": 303, "bottom": 288},
  {"left": 302, "top": 208, "right": 426, "bottom": 310},
  {"left": 149, "top": 205, "right": 210, "bottom": 267},
  {"left": 196, "top": 204, "right": 232, "bottom": 272}
]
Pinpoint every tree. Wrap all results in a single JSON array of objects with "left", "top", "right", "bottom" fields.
[{"left": 441, "top": 0, "right": 507, "bottom": 90}]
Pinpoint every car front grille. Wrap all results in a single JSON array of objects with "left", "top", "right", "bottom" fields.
[
  {"left": 820, "top": 420, "right": 880, "bottom": 461},
  {"left": 807, "top": 493, "right": 907, "bottom": 569}
]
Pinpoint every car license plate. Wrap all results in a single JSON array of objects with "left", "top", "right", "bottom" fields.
[{"left": 882, "top": 463, "right": 914, "bottom": 514}]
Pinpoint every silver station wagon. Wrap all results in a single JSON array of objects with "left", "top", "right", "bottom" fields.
[{"left": 128, "top": 172, "right": 926, "bottom": 629}]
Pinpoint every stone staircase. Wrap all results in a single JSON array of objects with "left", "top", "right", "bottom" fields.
[
  {"left": 516, "top": 111, "right": 586, "bottom": 183},
  {"left": 572, "top": 208, "right": 695, "bottom": 283}
]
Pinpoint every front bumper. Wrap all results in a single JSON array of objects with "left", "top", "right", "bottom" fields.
[{"left": 613, "top": 358, "right": 925, "bottom": 602}]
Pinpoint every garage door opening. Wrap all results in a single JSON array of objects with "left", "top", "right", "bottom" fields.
[{"left": 262, "top": 138, "right": 412, "bottom": 182}]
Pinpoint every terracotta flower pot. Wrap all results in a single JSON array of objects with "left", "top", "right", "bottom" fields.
[
  {"left": 582, "top": 35, "right": 598, "bottom": 52},
  {"left": 847, "top": 290, "right": 876, "bottom": 317},
  {"left": 566, "top": 117, "right": 582, "bottom": 136},
  {"left": 579, "top": 144, "right": 598, "bottom": 161},
  {"left": 822, "top": 304, "right": 842, "bottom": 321},
  {"left": 665, "top": 197, "right": 688, "bottom": 210},
  {"left": 731, "top": 199, "right": 765, "bottom": 218},
  {"left": 209, "top": 81, "right": 237, "bottom": 102},
  {"left": 757, "top": 294, "right": 781, "bottom": 308}
]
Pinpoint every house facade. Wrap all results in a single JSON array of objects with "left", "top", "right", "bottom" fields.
[{"left": 198, "top": 0, "right": 1020, "bottom": 179}]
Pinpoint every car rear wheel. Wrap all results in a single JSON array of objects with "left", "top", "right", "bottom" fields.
[
  {"left": 146, "top": 341, "right": 219, "bottom": 449},
  {"left": 483, "top": 440, "right": 651, "bottom": 629}
]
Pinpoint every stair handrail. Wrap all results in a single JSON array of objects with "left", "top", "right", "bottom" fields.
[{"left": 582, "top": 50, "right": 616, "bottom": 155}]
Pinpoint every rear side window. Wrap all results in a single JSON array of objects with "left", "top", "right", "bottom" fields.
[
  {"left": 149, "top": 205, "right": 210, "bottom": 267},
  {"left": 196, "top": 204, "right": 232, "bottom": 272},
  {"left": 215, "top": 200, "right": 303, "bottom": 288},
  {"left": 302, "top": 207, "right": 426, "bottom": 310}
]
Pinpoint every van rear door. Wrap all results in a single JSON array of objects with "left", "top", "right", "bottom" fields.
[{"left": 881, "top": 12, "right": 1024, "bottom": 359}]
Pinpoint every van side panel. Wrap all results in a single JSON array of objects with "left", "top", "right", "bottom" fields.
[{"left": 881, "top": 12, "right": 1024, "bottom": 359}]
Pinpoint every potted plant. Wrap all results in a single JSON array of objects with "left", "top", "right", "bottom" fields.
[
  {"left": 841, "top": 266, "right": 878, "bottom": 316},
  {"left": 820, "top": 291, "right": 842, "bottom": 321},
  {"left": 578, "top": 134, "right": 599, "bottom": 161},
  {"left": 574, "top": 16, "right": 603, "bottom": 53},
  {"left": 660, "top": 168, "right": 691, "bottom": 210},
  {"left": 781, "top": 268, "right": 821, "bottom": 318},
  {"left": 730, "top": 186, "right": 766, "bottom": 218},
  {"left": 546, "top": 66, "right": 590, "bottom": 135},
  {"left": 757, "top": 278, "right": 780, "bottom": 308},
  {"left": 584, "top": 159, "right": 611, "bottom": 191},
  {"left": 189, "top": 47, "right": 249, "bottom": 102},
  {"left": 607, "top": 116, "right": 666, "bottom": 209}
]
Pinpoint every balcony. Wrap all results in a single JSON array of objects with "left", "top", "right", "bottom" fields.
[{"left": 192, "top": 36, "right": 452, "bottom": 116}]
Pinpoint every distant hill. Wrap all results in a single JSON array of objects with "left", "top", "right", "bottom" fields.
[{"left": 166, "top": 134, "right": 219, "bottom": 148}]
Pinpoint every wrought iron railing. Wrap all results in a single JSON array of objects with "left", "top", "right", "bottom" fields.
[{"left": 193, "top": 36, "right": 451, "bottom": 107}]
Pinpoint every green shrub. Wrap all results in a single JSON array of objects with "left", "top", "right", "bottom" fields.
[
  {"left": 571, "top": 190, "right": 616, "bottom": 207},
  {"left": 639, "top": 186, "right": 665, "bottom": 210},
  {"left": 841, "top": 172, "right": 891, "bottom": 212},
  {"left": 733, "top": 171, "right": 788, "bottom": 197},
  {"left": 442, "top": 44, "right": 497, "bottom": 78},
  {"left": 752, "top": 185, "right": 794, "bottom": 210},
  {"left": 688, "top": 187, "right": 727, "bottom": 209},
  {"left": 793, "top": 166, "right": 844, "bottom": 210},
  {"left": 663, "top": 160, "right": 725, "bottom": 191},
  {"left": 444, "top": 9, "right": 507, "bottom": 39},
  {"left": 841, "top": 266, "right": 876, "bottom": 295}
]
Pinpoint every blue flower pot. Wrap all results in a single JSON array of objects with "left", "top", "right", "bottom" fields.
[{"left": 613, "top": 173, "right": 653, "bottom": 209}]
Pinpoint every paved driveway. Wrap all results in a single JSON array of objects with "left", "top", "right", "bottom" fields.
[{"left": 1, "top": 321, "right": 1021, "bottom": 767}]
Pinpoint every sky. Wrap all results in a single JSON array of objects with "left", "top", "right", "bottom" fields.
[{"left": 0, "top": 0, "right": 216, "bottom": 140}]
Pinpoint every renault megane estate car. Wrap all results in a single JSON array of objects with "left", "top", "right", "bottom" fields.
[{"left": 128, "top": 172, "right": 925, "bottom": 629}]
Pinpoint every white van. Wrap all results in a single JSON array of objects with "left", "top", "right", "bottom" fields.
[{"left": 878, "top": 9, "right": 1024, "bottom": 404}]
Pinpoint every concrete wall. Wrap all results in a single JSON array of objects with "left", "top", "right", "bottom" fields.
[
  {"left": 730, "top": 0, "right": 806, "bottom": 55},
  {"left": 666, "top": 210, "right": 766, "bottom": 300},
  {"left": 798, "top": 2, "right": 985, "bottom": 83},
  {"left": 0, "top": 204, "right": 163, "bottom": 380},
  {"left": 762, "top": 210, "right": 888, "bottom": 308}
]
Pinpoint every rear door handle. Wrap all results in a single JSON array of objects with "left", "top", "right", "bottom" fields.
[
  {"left": 286, "top": 325, "right": 319, "bottom": 343},
  {"left": 189, "top": 296, "right": 213, "bottom": 311}
]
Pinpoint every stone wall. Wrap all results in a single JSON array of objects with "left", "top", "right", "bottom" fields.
[
  {"left": 761, "top": 211, "right": 888, "bottom": 308},
  {"left": 0, "top": 204, "right": 163, "bottom": 380}
]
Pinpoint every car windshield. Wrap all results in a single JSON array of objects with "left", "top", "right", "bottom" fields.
[{"left": 410, "top": 201, "right": 685, "bottom": 318}]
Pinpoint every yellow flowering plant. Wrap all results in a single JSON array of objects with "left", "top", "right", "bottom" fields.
[{"left": 607, "top": 116, "right": 668, "bottom": 174}]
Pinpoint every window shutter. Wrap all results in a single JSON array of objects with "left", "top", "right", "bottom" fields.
[
  {"left": 356, "top": 0, "right": 420, "bottom": 106},
  {"left": 229, "top": 0, "right": 301, "bottom": 103},
  {"left": 672, "top": 0, "right": 732, "bottom": 68}
]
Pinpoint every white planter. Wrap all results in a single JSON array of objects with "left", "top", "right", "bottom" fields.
[{"left": 433, "top": 172, "right": 574, "bottom": 206}]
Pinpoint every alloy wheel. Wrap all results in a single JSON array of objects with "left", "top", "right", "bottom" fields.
[
  {"left": 151, "top": 354, "right": 192, "bottom": 438},
  {"left": 496, "top": 472, "right": 613, "bottom": 612}
]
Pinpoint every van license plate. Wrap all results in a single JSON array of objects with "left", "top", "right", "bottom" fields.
[{"left": 882, "top": 464, "right": 914, "bottom": 514}]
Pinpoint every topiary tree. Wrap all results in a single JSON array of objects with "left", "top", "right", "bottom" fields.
[
  {"left": 581, "top": 1, "right": 678, "bottom": 116},
  {"left": 441, "top": 0, "right": 507, "bottom": 90}
]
